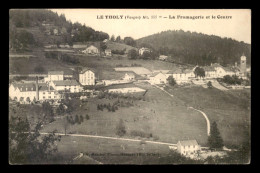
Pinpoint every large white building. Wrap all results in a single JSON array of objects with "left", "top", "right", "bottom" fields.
[
  {"left": 9, "top": 82, "right": 62, "bottom": 103},
  {"left": 79, "top": 69, "right": 95, "bottom": 86},
  {"left": 177, "top": 140, "right": 201, "bottom": 156}
]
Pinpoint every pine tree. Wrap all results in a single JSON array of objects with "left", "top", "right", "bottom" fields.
[{"left": 208, "top": 121, "right": 224, "bottom": 150}]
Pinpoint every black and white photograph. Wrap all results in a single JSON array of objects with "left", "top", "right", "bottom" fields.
[{"left": 9, "top": 9, "right": 251, "bottom": 164}]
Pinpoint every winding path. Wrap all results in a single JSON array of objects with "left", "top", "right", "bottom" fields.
[
  {"left": 151, "top": 84, "right": 210, "bottom": 136},
  {"left": 188, "top": 107, "right": 210, "bottom": 136}
]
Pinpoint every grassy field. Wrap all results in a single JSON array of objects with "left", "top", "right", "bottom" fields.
[
  {"left": 164, "top": 86, "right": 251, "bottom": 147},
  {"left": 42, "top": 82, "right": 208, "bottom": 145},
  {"left": 55, "top": 135, "right": 171, "bottom": 164}
]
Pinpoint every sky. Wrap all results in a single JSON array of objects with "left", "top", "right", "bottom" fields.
[{"left": 51, "top": 9, "right": 251, "bottom": 44}]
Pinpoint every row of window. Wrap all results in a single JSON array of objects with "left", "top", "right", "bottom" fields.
[
  {"left": 42, "top": 96, "right": 57, "bottom": 99},
  {"left": 183, "top": 145, "right": 196, "bottom": 149}
]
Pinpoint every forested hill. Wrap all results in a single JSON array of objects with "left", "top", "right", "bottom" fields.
[
  {"left": 136, "top": 30, "right": 251, "bottom": 66},
  {"left": 9, "top": 9, "right": 109, "bottom": 51}
]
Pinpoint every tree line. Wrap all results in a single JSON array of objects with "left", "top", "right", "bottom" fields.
[{"left": 136, "top": 30, "right": 251, "bottom": 66}]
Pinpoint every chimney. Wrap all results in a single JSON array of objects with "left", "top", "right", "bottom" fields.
[{"left": 36, "top": 76, "right": 39, "bottom": 101}]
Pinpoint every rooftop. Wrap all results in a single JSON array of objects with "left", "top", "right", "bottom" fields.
[
  {"left": 203, "top": 66, "right": 215, "bottom": 72},
  {"left": 12, "top": 83, "right": 55, "bottom": 92},
  {"left": 179, "top": 140, "right": 198, "bottom": 146},
  {"left": 52, "top": 80, "right": 80, "bottom": 86},
  {"left": 48, "top": 71, "right": 64, "bottom": 75},
  {"left": 80, "top": 68, "right": 95, "bottom": 74}
]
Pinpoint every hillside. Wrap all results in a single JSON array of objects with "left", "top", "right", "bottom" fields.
[
  {"left": 136, "top": 30, "right": 251, "bottom": 66},
  {"left": 9, "top": 9, "right": 109, "bottom": 52}
]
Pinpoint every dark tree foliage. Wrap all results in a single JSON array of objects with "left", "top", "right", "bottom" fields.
[
  {"left": 221, "top": 75, "right": 244, "bottom": 85},
  {"left": 9, "top": 116, "right": 61, "bottom": 164},
  {"left": 128, "top": 49, "right": 138, "bottom": 59},
  {"left": 9, "top": 9, "right": 110, "bottom": 48},
  {"left": 100, "top": 42, "right": 107, "bottom": 52},
  {"left": 10, "top": 30, "right": 36, "bottom": 51},
  {"left": 42, "top": 101, "right": 54, "bottom": 120},
  {"left": 56, "top": 103, "right": 65, "bottom": 115},
  {"left": 167, "top": 76, "right": 177, "bottom": 86},
  {"left": 116, "top": 119, "right": 126, "bottom": 137},
  {"left": 115, "top": 36, "right": 121, "bottom": 42},
  {"left": 124, "top": 37, "right": 136, "bottom": 47},
  {"left": 207, "top": 81, "right": 213, "bottom": 88},
  {"left": 136, "top": 30, "right": 251, "bottom": 66},
  {"left": 208, "top": 121, "right": 224, "bottom": 150},
  {"left": 75, "top": 115, "right": 79, "bottom": 124},
  {"left": 194, "top": 67, "right": 205, "bottom": 78}
]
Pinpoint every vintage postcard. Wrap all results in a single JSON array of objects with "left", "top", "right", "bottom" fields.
[{"left": 9, "top": 9, "right": 251, "bottom": 164}]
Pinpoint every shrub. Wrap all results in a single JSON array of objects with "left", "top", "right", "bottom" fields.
[
  {"left": 130, "top": 130, "right": 151, "bottom": 138},
  {"left": 79, "top": 115, "right": 84, "bottom": 123},
  {"left": 75, "top": 115, "right": 80, "bottom": 124},
  {"left": 116, "top": 119, "right": 126, "bottom": 137}
]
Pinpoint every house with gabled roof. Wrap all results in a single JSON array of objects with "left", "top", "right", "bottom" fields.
[
  {"left": 149, "top": 72, "right": 167, "bottom": 84},
  {"left": 82, "top": 45, "right": 99, "bottom": 54},
  {"left": 177, "top": 140, "right": 201, "bottom": 156},
  {"left": 79, "top": 68, "right": 95, "bottom": 86}
]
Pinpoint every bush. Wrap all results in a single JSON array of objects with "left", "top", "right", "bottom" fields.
[
  {"left": 116, "top": 119, "right": 126, "bottom": 137},
  {"left": 75, "top": 115, "right": 80, "bottom": 124},
  {"left": 79, "top": 115, "right": 84, "bottom": 123},
  {"left": 130, "top": 130, "right": 151, "bottom": 138}
]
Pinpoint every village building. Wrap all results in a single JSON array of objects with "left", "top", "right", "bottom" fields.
[
  {"left": 123, "top": 72, "right": 135, "bottom": 81},
  {"left": 50, "top": 80, "right": 82, "bottom": 93},
  {"left": 9, "top": 82, "right": 61, "bottom": 103},
  {"left": 210, "top": 63, "right": 227, "bottom": 78},
  {"left": 45, "top": 71, "right": 64, "bottom": 82},
  {"left": 149, "top": 72, "right": 167, "bottom": 84},
  {"left": 82, "top": 45, "right": 99, "bottom": 54},
  {"left": 177, "top": 140, "right": 201, "bottom": 156},
  {"left": 139, "top": 47, "right": 151, "bottom": 55},
  {"left": 165, "top": 68, "right": 195, "bottom": 84},
  {"left": 203, "top": 66, "right": 217, "bottom": 79},
  {"left": 79, "top": 69, "right": 95, "bottom": 86},
  {"left": 105, "top": 49, "right": 112, "bottom": 56}
]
